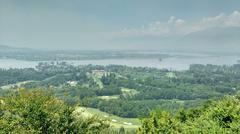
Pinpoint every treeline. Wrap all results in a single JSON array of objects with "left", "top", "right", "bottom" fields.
[
  {"left": 0, "top": 62, "right": 88, "bottom": 87},
  {"left": 138, "top": 93, "right": 240, "bottom": 134},
  {"left": 1, "top": 63, "right": 240, "bottom": 118},
  {"left": 82, "top": 98, "right": 204, "bottom": 118},
  {"left": 0, "top": 89, "right": 239, "bottom": 134},
  {"left": 0, "top": 89, "right": 110, "bottom": 134}
]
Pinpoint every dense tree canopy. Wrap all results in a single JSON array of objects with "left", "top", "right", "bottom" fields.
[
  {"left": 138, "top": 93, "right": 240, "bottom": 134},
  {"left": 0, "top": 89, "right": 109, "bottom": 134},
  {"left": 0, "top": 63, "right": 240, "bottom": 118}
]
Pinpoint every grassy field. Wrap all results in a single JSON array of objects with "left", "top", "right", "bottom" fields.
[
  {"left": 121, "top": 87, "right": 139, "bottom": 98},
  {"left": 88, "top": 73, "right": 104, "bottom": 89},
  {"left": 75, "top": 107, "right": 141, "bottom": 131},
  {"left": 97, "top": 95, "right": 119, "bottom": 100},
  {"left": 1, "top": 80, "right": 38, "bottom": 90}
]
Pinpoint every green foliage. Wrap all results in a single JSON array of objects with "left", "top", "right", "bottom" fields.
[
  {"left": 138, "top": 94, "right": 240, "bottom": 134},
  {"left": 0, "top": 89, "right": 109, "bottom": 134},
  {"left": 1, "top": 63, "right": 240, "bottom": 118},
  {"left": 118, "top": 126, "right": 125, "bottom": 134}
]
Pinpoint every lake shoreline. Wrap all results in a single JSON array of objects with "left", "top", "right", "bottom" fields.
[{"left": 0, "top": 54, "right": 239, "bottom": 71}]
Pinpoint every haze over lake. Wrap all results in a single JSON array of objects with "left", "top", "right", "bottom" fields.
[{"left": 1, "top": 54, "right": 240, "bottom": 70}]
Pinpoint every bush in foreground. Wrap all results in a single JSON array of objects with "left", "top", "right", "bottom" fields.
[
  {"left": 138, "top": 93, "right": 240, "bottom": 134},
  {"left": 0, "top": 89, "right": 109, "bottom": 134}
]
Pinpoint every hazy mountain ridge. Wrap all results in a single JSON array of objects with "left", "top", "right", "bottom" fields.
[
  {"left": 0, "top": 44, "right": 35, "bottom": 53},
  {"left": 115, "top": 27, "right": 240, "bottom": 53},
  {"left": 0, "top": 45, "right": 171, "bottom": 61}
]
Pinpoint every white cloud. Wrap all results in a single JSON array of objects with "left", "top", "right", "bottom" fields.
[
  {"left": 225, "top": 11, "right": 240, "bottom": 27},
  {"left": 168, "top": 16, "right": 176, "bottom": 23},
  {"left": 118, "top": 10, "right": 240, "bottom": 38},
  {"left": 175, "top": 19, "right": 185, "bottom": 26}
]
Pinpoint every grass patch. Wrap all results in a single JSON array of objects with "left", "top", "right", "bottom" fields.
[
  {"left": 75, "top": 106, "right": 141, "bottom": 130},
  {"left": 98, "top": 95, "right": 119, "bottom": 100},
  {"left": 1, "top": 80, "right": 38, "bottom": 90},
  {"left": 121, "top": 87, "right": 139, "bottom": 98}
]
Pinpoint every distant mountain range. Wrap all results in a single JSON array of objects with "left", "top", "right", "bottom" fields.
[
  {"left": 180, "top": 27, "right": 240, "bottom": 52},
  {"left": 0, "top": 45, "right": 35, "bottom": 53},
  {"left": 0, "top": 45, "right": 16, "bottom": 51},
  {"left": 115, "top": 27, "right": 240, "bottom": 53},
  {"left": 1, "top": 26, "right": 240, "bottom": 55},
  {"left": 0, "top": 44, "right": 171, "bottom": 61}
]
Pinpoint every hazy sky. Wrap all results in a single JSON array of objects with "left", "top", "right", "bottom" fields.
[{"left": 0, "top": 0, "right": 240, "bottom": 51}]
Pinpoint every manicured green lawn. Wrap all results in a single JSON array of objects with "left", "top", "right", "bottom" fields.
[{"left": 75, "top": 106, "right": 141, "bottom": 130}]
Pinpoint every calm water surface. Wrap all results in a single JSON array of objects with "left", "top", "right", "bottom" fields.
[{"left": 0, "top": 55, "right": 240, "bottom": 70}]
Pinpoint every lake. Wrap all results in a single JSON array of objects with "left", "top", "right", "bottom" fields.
[{"left": 0, "top": 55, "right": 240, "bottom": 70}]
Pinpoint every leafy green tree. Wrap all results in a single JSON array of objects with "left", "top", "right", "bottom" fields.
[
  {"left": 138, "top": 93, "right": 240, "bottom": 134},
  {"left": 0, "top": 89, "right": 109, "bottom": 134},
  {"left": 118, "top": 126, "right": 125, "bottom": 134}
]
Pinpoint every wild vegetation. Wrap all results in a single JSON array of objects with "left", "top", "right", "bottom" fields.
[
  {"left": 1, "top": 63, "right": 239, "bottom": 117},
  {"left": 138, "top": 93, "right": 240, "bottom": 134},
  {"left": 0, "top": 89, "right": 110, "bottom": 134},
  {"left": 0, "top": 62, "right": 240, "bottom": 133},
  {"left": 0, "top": 89, "right": 239, "bottom": 133}
]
